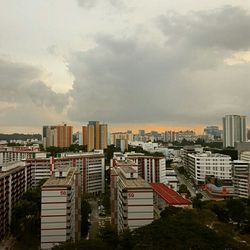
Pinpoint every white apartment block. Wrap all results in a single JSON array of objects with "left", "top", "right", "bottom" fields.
[
  {"left": 111, "top": 160, "right": 153, "bottom": 232},
  {"left": 188, "top": 152, "right": 232, "bottom": 183},
  {"left": 0, "top": 161, "right": 32, "bottom": 240},
  {"left": 26, "top": 151, "right": 105, "bottom": 193},
  {"left": 41, "top": 167, "right": 81, "bottom": 250},
  {"left": 233, "top": 160, "right": 250, "bottom": 198}
]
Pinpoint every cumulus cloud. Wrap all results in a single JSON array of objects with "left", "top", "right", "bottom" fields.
[
  {"left": 67, "top": 5, "right": 250, "bottom": 126},
  {"left": 0, "top": 58, "right": 69, "bottom": 126}
]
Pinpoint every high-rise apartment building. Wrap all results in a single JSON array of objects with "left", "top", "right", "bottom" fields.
[
  {"left": 223, "top": 115, "right": 247, "bottom": 148},
  {"left": 43, "top": 124, "right": 73, "bottom": 148},
  {"left": 82, "top": 121, "right": 108, "bottom": 152},
  {"left": 41, "top": 166, "right": 81, "bottom": 249},
  {"left": 0, "top": 162, "right": 32, "bottom": 240},
  {"left": 110, "top": 159, "right": 153, "bottom": 232}
]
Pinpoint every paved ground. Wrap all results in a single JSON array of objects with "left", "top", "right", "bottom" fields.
[{"left": 89, "top": 200, "right": 99, "bottom": 239}]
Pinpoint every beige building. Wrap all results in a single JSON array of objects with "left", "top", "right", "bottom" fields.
[
  {"left": 41, "top": 166, "right": 81, "bottom": 250},
  {"left": 43, "top": 124, "right": 73, "bottom": 148},
  {"left": 82, "top": 121, "right": 108, "bottom": 151}
]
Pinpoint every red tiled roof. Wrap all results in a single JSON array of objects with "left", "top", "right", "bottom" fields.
[{"left": 151, "top": 183, "right": 191, "bottom": 206}]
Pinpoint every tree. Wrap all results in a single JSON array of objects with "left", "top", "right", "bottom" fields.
[
  {"left": 98, "top": 224, "right": 119, "bottom": 249},
  {"left": 192, "top": 194, "right": 203, "bottom": 209},
  {"left": 11, "top": 186, "right": 42, "bottom": 250},
  {"left": 178, "top": 184, "right": 191, "bottom": 198},
  {"left": 81, "top": 198, "right": 92, "bottom": 237},
  {"left": 211, "top": 204, "right": 229, "bottom": 223},
  {"left": 226, "top": 199, "right": 246, "bottom": 226}
]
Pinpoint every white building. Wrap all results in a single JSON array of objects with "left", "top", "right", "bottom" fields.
[
  {"left": 111, "top": 160, "right": 153, "bottom": 232},
  {"left": 223, "top": 115, "right": 247, "bottom": 148},
  {"left": 188, "top": 152, "right": 232, "bottom": 184},
  {"left": 165, "top": 169, "right": 179, "bottom": 191},
  {"left": 41, "top": 166, "right": 81, "bottom": 250},
  {"left": 233, "top": 160, "right": 250, "bottom": 198}
]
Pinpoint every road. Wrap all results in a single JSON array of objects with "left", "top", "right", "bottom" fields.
[
  {"left": 174, "top": 164, "right": 211, "bottom": 201},
  {"left": 88, "top": 200, "right": 99, "bottom": 239},
  {"left": 176, "top": 171, "right": 196, "bottom": 197}
]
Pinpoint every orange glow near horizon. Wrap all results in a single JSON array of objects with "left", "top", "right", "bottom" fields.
[{"left": 109, "top": 123, "right": 214, "bottom": 135}]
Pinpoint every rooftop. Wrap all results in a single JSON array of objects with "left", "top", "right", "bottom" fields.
[
  {"left": 151, "top": 183, "right": 191, "bottom": 206},
  {"left": 189, "top": 152, "right": 231, "bottom": 158},
  {"left": 116, "top": 159, "right": 137, "bottom": 166},
  {"left": 116, "top": 168, "right": 150, "bottom": 189},
  {"left": 120, "top": 165, "right": 136, "bottom": 173},
  {"left": 43, "top": 167, "right": 76, "bottom": 187}
]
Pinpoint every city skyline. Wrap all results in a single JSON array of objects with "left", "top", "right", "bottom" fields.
[{"left": 1, "top": 1, "right": 250, "bottom": 132}]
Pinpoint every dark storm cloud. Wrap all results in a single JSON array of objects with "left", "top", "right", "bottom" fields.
[
  {"left": 67, "top": 5, "right": 250, "bottom": 125},
  {"left": 65, "top": 5, "right": 250, "bottom": 125},
  {"left": 0, "top": 58, "right": 68, "bottom": 112},
  {"left": 159, "top": 6, "right": 250, "bottom": 50}
]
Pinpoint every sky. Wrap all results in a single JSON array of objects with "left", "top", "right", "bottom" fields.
[{"left": 1, "top": 0, "right": 250, "bottom": 134}]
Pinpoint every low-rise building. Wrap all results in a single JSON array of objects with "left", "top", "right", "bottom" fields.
[
  {"left": 188, "top": 152, "right": 232, "bottom": 184},
  {"left": 41, "top": 166, "right": 81, "bottom": 249},
  {"left": 151, "top": 183, "right": 192, "bottom": 219}
]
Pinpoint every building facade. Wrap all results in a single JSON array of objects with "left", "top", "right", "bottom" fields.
[
  {"left": 0, "top": 162, "right": 32, "bottom": 240},
  {"left": 232, "top": 160, "right": 250, "bottom": 198},
  {"left": 26, "top": 151, "right": 105, "bottom": 193},
  {"left": 43, "top": 124, "right": 73, "bottom": 148},
  {"left": 82, "top": 121, "right": 108, "bottom": 151},
  {"left": 187, "top": 152, "right": 232, "bottom": 184},
  {"left": 0, "top": 147, "right": 43, "bottom": 166},
  {"left": 223, "top": 115, "right": 247, "bottom": 148},
  {"left": 111, "top": 152, "right": 167, "bottom": 184},
  {"left": 110, "top": 160, "right": 153, "bottom": 232},
  {"left": 41, "top": 167, "right": 81, "bottom": 249}
]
